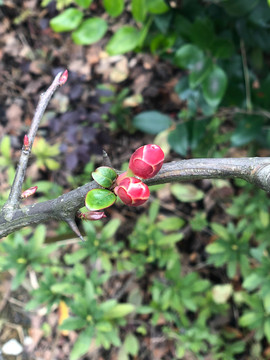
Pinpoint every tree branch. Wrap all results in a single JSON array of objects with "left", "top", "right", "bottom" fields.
[
  {"left": 2, "top": 70, "right": 68, "bottom": 222},
  {"left": 1, "top": 156, "right": 270, "bottom": 239}
]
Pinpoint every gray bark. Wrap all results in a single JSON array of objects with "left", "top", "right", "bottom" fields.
[{"left": 1, "top": 157, "right": 270, "bottom": 239}]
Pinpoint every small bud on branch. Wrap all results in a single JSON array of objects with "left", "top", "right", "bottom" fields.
[
  {"left": 23, "top": 135, "right": 30, "bottom": 151},
  {"left": 59, "top": 69, "right": 68, "bottom": 86},
  {"left": 77, "top": 210, "right": 106, "bottom": 221},
  {"left": 21, "top": 186, "right": 38, "bottom": 199}
]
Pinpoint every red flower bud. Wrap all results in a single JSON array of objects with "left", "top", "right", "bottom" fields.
[
  {"left": 128, "top": 144, "right": 164, "bottom": 179},
  {"left": 114, "top": 177, "right": 150, "bottom": 206},
  {"left": 21, "top": 186, "right": 38, "bottom": 199}
]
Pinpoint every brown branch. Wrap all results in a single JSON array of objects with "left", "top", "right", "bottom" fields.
[
  {"left": 1, "top": 157, "right": 270, "bottom": 239},
  {"left": 2, "top": 70, "right": 68, "bottom": 222}
]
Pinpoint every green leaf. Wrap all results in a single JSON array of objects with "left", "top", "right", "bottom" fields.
[
  {"left": 99, "top": 299, "right": 117, "bottom": 313},
  {"left": 44, "top": 158, "right": 60, "bottom": 170},
  {"left": 189, "top": 58, "right": 212, "bottom": 88},
  {"left": 211, "top": 38, "right": 234, "bottom": 59},
  {"left": 50, "top": 282, "right": 77, "bottom": 294},
  {"left": 150, "top": 33, "right": 176, "bottom": 55},
  {"left": 157, "top": 233, "right": 183, "bottom": 246},
  {"left": 174, "top": 44, "right": 204, "bottom": 70},
  {"left": 249, "top": 1, "right": 270, "bottom": 28},
  {"left": 103, "top": 0, "right": 124, "bottom": 17},
  {"left": 72, "top": 18, "right": 107, "bottom": 45},
  {"left": 92, "top": 166, "right": 117, "bottom": 188},
  {"left": 96, "top": 321, "right": 113, "bottom": 332},
  {"left": 157, "top": 217, "right": 185, "bottom": 231},
  {"left": 64, "top": 248, "right": 89, "bottom": 265},
  {"left": 206, "top": 242, "right": 225, "bottom": 254},
  {"left": 149, "top": 200, "right": 160, "bottom": 223},
  {"left": 222, "top": 0, "right": 259, "bottom": 16},
  {"left": 85, "top": 189, "right": 116, "bottom": 211},
  {"left": 133, "top": 111, "right": 172, "bottom": 135},
  {"left": 190, "top": 211, "right": 207, "bottom": 231},
  {"left": 70, "top": 326, "right": 94, "bottom": 360},
  {"left": 104, "top": 304, "right": 135, "bottom": 319},
  {"left": 239, "top": 312, "right": 258, "bottom": 327},
  {"left": 11, "top": 267, "right": 27, "bottom": 290},
  {"left": 211, "top": 223, "right": 229, "bottom": 240},
  {"left": 146, "top": 0, "right": 169, "bottom": 14},
  {"left": 259, "top": 210, "right": 269, "bottom": 228},
  {"left": 171, "top": 184, "right": 204, "bottom": 202},
  {"left": 106, "top": 26, "right": 141, "bottom": 55},
  {"left": 202, "top": 65, "right": 227, "bottom": 107},
  {"left": 131, "top": 0, "right": 147, "bottom": 22},
  {"left": 101, "top": 218, "right": 121, "bottom": 240},
  {"left": 231, "top": 115, "right": 264, "bottom": 147},
  {"left": 0, "top": 136, "right": 11, "bottom": 159},
  {"left": 243, "top": 273, "right": 262, "bottom": 291},
  {"left": 154, "top": 129, "right": 171, "bottom": 157},
  {"left": 59, "top": 317, "right": 87, "bottom": 331},
  {"left": 46, "top": 143, "right": 60, "bottom": 157},
  {"left": 50, "top": 8, "right": 83, "bottom": 32},
  {"left": 85, "top": 280, "right": 95, "bottom": 301},
  {"left": 189, "top": 118, "right": 208, "bottom": 150},
  {"left": 74, "top": 0, "right": 92, "bottom": 8},
  {"left": 41, "top": 0, "right": 52, "bottom": 6},
  {"left": 227, "top": 260, "right": 237, "bottom": 278},
  {"left": 118, "top": 347, "right": 129, "bottom": 360},
  {"left": 31, "top": 225, "right": 46, "bottom": 251},
  {"left": 137, "top": 15, "right": 152, "bottom": 48},
  {"left": 264, "top": 320, "right": 270, "bottom": 342},
  {"left": 189, "top": 18, "right": 215, "bottom": 50},
  {"left": 168, "top": 123, "right": 188, "bottom": 156},
  {"left": 176, "top": 345, "right": 186, "bottom": 358},
  {"left": 124, "top": 333, "right": 139, "bottom": 356}
]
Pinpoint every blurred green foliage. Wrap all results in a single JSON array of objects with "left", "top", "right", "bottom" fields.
[
  {"left": 45, "top": 0, "right": 270, "bottom": 156},
  {"left": 2, "top": 0, "right": 270, "bottom": 358},
  {"left": 1, "top": 182, "right": 270, "bottom": 358}
]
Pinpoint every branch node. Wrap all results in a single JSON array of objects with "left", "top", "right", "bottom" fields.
[{"left": 2, "top": 204, "right": 14, "bottom": 222}]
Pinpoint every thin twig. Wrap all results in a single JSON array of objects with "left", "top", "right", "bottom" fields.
[
  {"left": 3, "top": 70, "right": 68, "bottom": 221},
  {"left": 240, "top": 40, "right": 252, "bottom": 112}
]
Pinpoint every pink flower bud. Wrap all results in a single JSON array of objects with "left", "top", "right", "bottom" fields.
[
  {"left": 114, "top": 177, "right": 150, "bottom": 206},
  {"left": 24, "top": 134, "right": 30, "bottom": 150},
  {"left": 59, "top": 69, "right": 68, "bottom": 85},
  {"left": 21, "top": 186, "right": 38, "bottom": 199},
  {"left": 77, "top": 211, "right": 106, "bottom": 221},
  {"left": 128, "top": 144, "right": 164, "bottom": 179},
  {"left": 116, "top": 171, "right": 128, "bottom": 185}
]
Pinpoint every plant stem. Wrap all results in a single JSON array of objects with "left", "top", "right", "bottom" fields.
[
  {"left": 3, "top": 71, "right": 67, "bottom": 221},
  {"left": 240, "top": 40, "right": 252, "bottom": 112}
]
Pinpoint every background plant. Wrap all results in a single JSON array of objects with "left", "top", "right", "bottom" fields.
[{"left": 1, "top": 0, "right": 270, "bottom": 359}]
